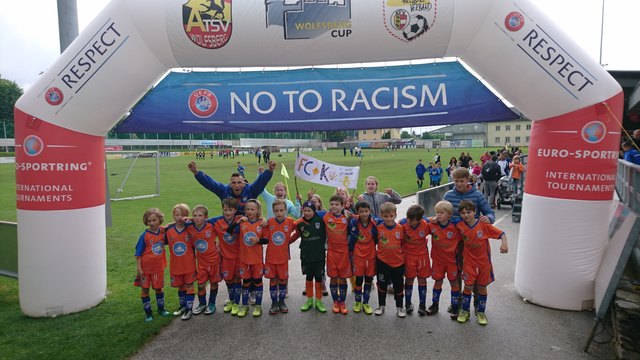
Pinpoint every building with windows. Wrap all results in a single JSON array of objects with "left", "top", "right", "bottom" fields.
[
  {"left": 486, "top": 119, "right": 532, "bottom": 147},
  {"left": 357, "top": 128, "right": 401, "bottom": 141}
]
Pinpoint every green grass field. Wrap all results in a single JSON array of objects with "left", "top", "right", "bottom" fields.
[{"left": 0, "top": 147, "right": 506, "bottom": 360}]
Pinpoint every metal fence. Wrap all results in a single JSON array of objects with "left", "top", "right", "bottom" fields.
[{"left": 616, "top": 160, "right": 640, "bottom": 214}]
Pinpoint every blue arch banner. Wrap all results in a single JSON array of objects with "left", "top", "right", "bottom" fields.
[{"left": 114, "top": 61, "right": 517, "bottom": 133}]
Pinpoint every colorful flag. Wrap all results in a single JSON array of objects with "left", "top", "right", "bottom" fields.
[
  {"left": 280, "top": 163, "right": 290, "bottom": 179},
  {"left": 294, "top": 153, "right": 359, "bottom": 190}
]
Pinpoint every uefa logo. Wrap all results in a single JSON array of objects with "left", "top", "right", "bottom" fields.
[
  {"left": 581, "top": 121, "right": 607, "bottom": 144},
  {"left": 188, "top": 89, "right": 218, "bottom": 118},
  {"left": 45, "top": 87, "right": 64, "bottom": 106},
  {"left": 505, "top": 11, "right": 525, "bottom": 32},
  {"left": 23, "top": 135, "right": 44, "bottom": 157}
]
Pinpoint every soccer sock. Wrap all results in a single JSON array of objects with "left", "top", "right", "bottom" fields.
[
  {"left": 418, "top": 284, "right": 427, "bottom": 306},
  {"left": 142, "top": 296, "right": 152, "bottom": 315},
  {"left": 278, "top": 283, "right": 287, "bottom": 302},
  {"left": 186, "top": 292, "right": 195, "bottom": 310},
  {"left": 155, "top": 291, "right": 165, "bottom": 311},
  {"left": 208, "top": 285, "right": 218, "bottom": 305},
  {"left": 377, "top": 283, "right": 387, "bottom": 306},
  {"left": 432, "top": 288, "right": 442, "bottom": 304},
  {"left": 198, "top": 288, "right": 207, "bottom": 307},
  {"left": 477, "top": 294, "right": 487, "bottom": 313},
  {"left": 306, "top": 281, "right": 314, "bottom": 300},
  {"left": 178, "top": 290, "right": 186, "bottom": 308},
  {"left": 461, "top": 292, "right": 472, "bottom": 311},
  {"left": 270, "top": 285, "right": 278, "bottom": 303},
  {"left": 405, "top": 281, "right": 413, "bottom": 305},
  {"left": 450, "top": 290, "right": 460, "bottom": 309},
  {"left": 339, "top": 283, "right": 348, "bottom": 303},
  {"left": 233, "top": 283, "right": 241, "bottom": 304},
  {"left": 242, "top": 283, "right": 250, "bottom": 305},
  {"left": 314, "top": 281, "right": 323, "bottom": 300},
  {"left": 254, "top": 279, "right": 263, "bottom": 305},
  {"left": 354, "top": 276, "right": 363, "bottom": 303},
  {"left": 330, "top": 283, "right": 339, "bottom": 302},
  {"left": 363, "top": 281, "right": 372, "bottom": 304}
]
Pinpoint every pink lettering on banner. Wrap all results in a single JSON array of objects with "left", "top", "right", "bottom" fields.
[
  {"left": 525, "top": 92, "right": 623, "bottom": 201},
  {"left": 14, "top": 108, "right": 105, "bottom": 210}
]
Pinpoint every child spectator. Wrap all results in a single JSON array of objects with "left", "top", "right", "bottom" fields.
[
  {"left": 374, "top": 203, "right": 407, "bottom": 318},
  {"left": 359, "top": 176, "right": 402, "bottom": 218},
  {"left": 134, "top": 208, "right": 169, "bottom": 322},
  {"left": 415, "top": 159, "right": 427, "bottom": 190},
  {"left": 260, "top": 181, "right": 302, "bottom": 219},
  {"left": 348, "top": 201, "right": 377, "bottom": 315},
  {"left": 508, "top": 156, "right": 526, "bottom": 195},
  {"left": 210, "top": 199, "right": 242, "bottom": 315},
  {"left": 425, "top": 201, "right": 462, "bottom": 319},
  {"left": 165, "top": 204, "right": 197, "bottom": 321},
  {"left": 321, "top": 195, "right": 352, "bottom": 314},
  {"left": 455, "top": 200, "right": 508, "bottom": 325},
  {"left": 400, "top": 205, "right": 431, "bottom": 315},
  {"left": 429, "top": 162, "right": 443, "bottom": 187}
]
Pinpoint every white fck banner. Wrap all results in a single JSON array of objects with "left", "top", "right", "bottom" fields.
[{"left": 294, "top": 153, "right": 359, "bottom": 190}]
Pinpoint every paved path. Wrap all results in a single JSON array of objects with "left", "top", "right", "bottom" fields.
[{"left": 133, "top": 195, "right": 612, "bottom": 360}]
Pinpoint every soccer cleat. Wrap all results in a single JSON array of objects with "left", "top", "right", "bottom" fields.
[
  {"left": 230, "top": 303, "right": 240, "bottom": 316},
  {"left": 173, "top": 307, "right": 186, "bottom": 316},
  {"left": 457, "top": 310, "right": 470, "bottom": 323},
  {"left": 418, "top": 304, "right": 428, "bottom": 316},
  {"left": 192, "top": 303, "right": 207, "bottom": 315},
  {"left": 252, "top": 305, "right": 262, "bottom": 317},
  {"left": 144, "top": 314, "right": 154, "bottom": 322},
  {"left": 353, "top": 301, "right": 362, "bottom": 313},
  {"left": 426, "top": 303, "right": 439, "bottom": 316},
  {"left": 339, "top": 302, "right": 348, "bottom": 315},
  {"left": 269, "top": 302, "right": 279, "bottom": 315},
  {"left": 204, "top": 303, "right": 216, "bottom": 315},
  {"left": 450, "top": 307, "right": 460, "bottom": 320},
  {"left": 374, "top": 306, "right": 385, "bottom": 316},
  {"left": 278, "top": 300, "right": 289, "bottom": 313},
  {"left": 477, "top": 312, "right": 488, "bottom": 326},
  {"left": 237, "top": 305, "right": 248, "bottom": 318},
  {"left": 362, "top": 304, "right": 373, "bottom": 315},
  {"left": 300, "top": 298, "right": 314, "bottom": 312},
  {"left": 158, "top": 308, "right": 171, "bottom": 317},
  {"left": 405, "top": 303, "right": 414, "bottom": 314},
  {"left": 397, "top": 307, "right": 406, "bottom": 318},
  {"left": 223, "top": 301, "right": 234, "bottom": 313},
  {"left": 332, "top": 301, "right": 340, "bottom": 314},
  {"left": 315, "top": 300, "right": 327, "bottom": 313},
  {"left": 181, "top": 310, "right": 192, "bottom": 321}
]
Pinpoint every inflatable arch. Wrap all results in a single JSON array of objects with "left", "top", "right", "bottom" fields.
[{"left": 15, "top": 0, "right": 622, "bottom": 316}]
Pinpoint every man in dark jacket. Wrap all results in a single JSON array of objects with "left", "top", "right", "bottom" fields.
[{"left": 481, "top": 155, "right": 502, "bottom": 209}]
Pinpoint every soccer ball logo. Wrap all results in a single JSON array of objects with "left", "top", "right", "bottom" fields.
[
  {"left": 23, "top": 135, "right": 44, "bottom": 157},
  {"left": 403, "top": 15, "right": 428, "bottom": 41},
  {"left": 581, "top": 121, "right": 607, "bottom": 144}
]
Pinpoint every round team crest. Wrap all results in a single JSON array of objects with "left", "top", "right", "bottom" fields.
[
  {"left": 45, "top": 87, "right": 64, "bottom": 105},
  {"left": 390, "top": 9, "right": 410, "bottom": 30},
  {"left": 384, "top": 0, "right": 435, "bottom": 43},
  {"left": 419, "top": 231, "right": 426, "bottom": 238},
  {"left": 173, "top": 242, "right": 187, "bottom": 256},
  {"left": 188, "top": 89, "right": 218, "bottom": 118},
  {"left": 505, "top": 11, "right": 525, "bottom": 32},
  {"left": 243, "top": 231, "right": 257, "bottom": 246},
  {"left": 195, "top": 239, "right": 208, "bottom": 252},
  {"left": 395, "top": 231, "right": 401, "bottom": 239},
  {"left": 581, "top": 121, "right": 607, "bottom": 144},
  {"left": 272, "top": 231, "right": 285, "bottom": 246},
  {"left": 152, "top": 241, "right": 164, "bottom": 255},
  {"left": 223, "top": 232, "right": 235, "bottom": 245},
  {"left": 447, "top": 231, "right": 454, "bottom": 239},
  {"left": 23, "top": 135, "right": 44, "bottom": 157},
  {"left": 476, "top": 231, "right": 484, "bottom": 239}
]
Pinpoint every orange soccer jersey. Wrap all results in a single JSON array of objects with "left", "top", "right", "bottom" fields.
[
  {"left": 428, "top": 220, "right": 461, "bottom": 266},
  {"left": 375, "top": 221, "right": 405, "bottom": 268},
  {"left": 186, "top": 222, "right": 220, "bottom": 267},
  {"left": 210, "top": 216, "right": 240, "bottom": 259},
  {"left": 236, "top": 219, "right": 264, "bottom": 265},
  {"left": 349, "top": 217, "right": 377, "bottom": 260},
  {"left": 400, "top": 218, "right": 430, "bottom": 257},
  {"left": 165, "top": 224, "right": 196, "bottom": 276},
  {"left": 323, "top": 211, "right": 350, "bottom": 253},
  {"left": 264, "top": 217, "right": 295, "bottom": 265},
  {"left": 134, "top": 228, "right": 167, "bottom": 274},
  {"left": 456, "top": 220, "right": 504, "bottom": 286}
]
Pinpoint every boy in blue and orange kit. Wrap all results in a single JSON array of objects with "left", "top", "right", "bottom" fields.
[
  {"left": 348, "top": 201, "right": 377, "bottom": 315},
  {"left": 455, "top": 200, "right": 508, "bottom": 325},
  {"left": 425, "top": 200, "right": 462, "bottom": 319},
  {"left": 209, "top": 198, "right": 242, "bottom": 315},
  {"left": 400, "top": 205, "right": 432, "bottom": 316},
  {"left": 165, "top": 204, "right": 197, "bottom": 321},
  {"left": 320, "top": 194, "right": 353, "bottom": 314},
  {"left": 187, "top": 205, "right": 222, "bottom": 316},
  {"left": 134, "top": 208, "right": 170, "bottom": 322},
  {"left": 262, "top": 199, "right": 295, "bottom": 315}
]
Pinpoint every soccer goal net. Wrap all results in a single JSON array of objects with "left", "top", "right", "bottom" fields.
[{"left": 107, "top": 151, "right": 160, "bottom": 201}]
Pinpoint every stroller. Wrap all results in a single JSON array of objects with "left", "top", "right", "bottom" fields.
[{"left": 496, "top": 175, "right": 515, "bottom": 209}]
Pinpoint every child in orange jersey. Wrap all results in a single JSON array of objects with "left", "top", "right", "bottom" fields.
[
  {"left": 455, "top": 200, "right": 508, "bottom": 325},
  {"left": 165, "top": 204, "right": 197, "bottom": 321},
  {"left": 373, "top": 202, "right": 407, "bottom": 318},
  {"left": 399, "top": 205, "right": 432, "bottom": 316},
  {"left": 134, "top": 208, "right": 169, "bottom": 322},
  {"left": 187, "top": 205, "right": 222, "bottom": 316},
  {"left": 321, "top": 194, "right": 352, "bottom": 314},
  {"left": 425, "top": 201, "right": 462, "bottom": 319},
  {"left": 262, "top": 200, "right": 296, "bottom": 315},
  {"left": 348, "top": 201, "right": 377, "bottom": 315}
]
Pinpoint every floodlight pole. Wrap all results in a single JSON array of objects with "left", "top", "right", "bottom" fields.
[{"left": 57, "top": 0, "right": 79, "bottom": 53}]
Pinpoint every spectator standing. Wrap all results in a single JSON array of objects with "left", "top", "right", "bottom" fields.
[{"left": 481, "top": 156, "right": 502, "bottom": 208}]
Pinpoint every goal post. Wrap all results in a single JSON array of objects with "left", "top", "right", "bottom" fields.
[{"left": 106, "top": 151, "right": 160, "bottom": 201}]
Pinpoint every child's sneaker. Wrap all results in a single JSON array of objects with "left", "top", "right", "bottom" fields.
[
  {"left": 315, "top": 300, "right": 327, "bottom": 313},
  {"left": 158, "top": 308, "right": 171, "bottom": 317},
  {"left": 449, "top": 306, "right": 460, "bottom": 320},
  {"left": 230, "top": 303, "right": 240, "bottom": 316},
  {"left": 332, "top": 301, "right": 340, "bottom": 314},
  {"left": 353, "top": 302, "right": 362, "bottom": 313},
  {"left": 193, "top": 303, "right": 207, "bottom": 315},
  {"left": 144, "top": 314, "right": 154, "bottom": 322},
  {"left": 418, "top": 304, "right": 427, "bottom": 316},
  {"left": 278, "top": 300, "right": 289, "bottom": 313},
  {"left": 374, "top": 306, "right": 385, "bottom": 316},
  {"left": 396, "top": 307, "right": 406, "bottom": 318},
  {"left": 300, "top": 298, "right": 314, "bottom": 312},
  {"left": 223, "top": 301, "right": 233, "bottom": 313},
  {"left": 426, "top": 303, "right": 439, "bottom": 316},
  {"left": 269, "top": 302, "right": 279, "bottom": 315},
  {"left": 362, "top": 304, "right": 373, "bottom": 315},
  {"left": 339, "top": 302, "right": 348, "bottom": 315},
  {"left": 477, "top": 312, "right": 488, "bottom": 326},
  {"left": 249, "top": 291, "right": 256, "bottom": 305},
  {"left": 173, "top": 307, "right": 186, "bottom": 316},
  {"left": 204, "top": 303, "right": 216, "bottom": 315},
  {"left": 252, "top": 305, "right": 262, "bottom": 317},
  {"left": 181, "top": 309, "right": 192, "bottom": 321},
  {"left": 457, "top": 310, "right": 470, "bottom": 323},
  {"left": 237, "top": 305, "right": 248, "bottom": 318},
  {"left": 405, "top": 303, "right": 414, "bottom": 314}
]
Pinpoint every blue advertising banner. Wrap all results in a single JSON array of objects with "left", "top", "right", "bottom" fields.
[{"left": 114, "top": 62, "right": 517, "bottom": 133}]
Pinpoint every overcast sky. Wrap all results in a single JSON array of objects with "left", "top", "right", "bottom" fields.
[{"left": 0, "top": 0, "right": 637, "bottom": 133}]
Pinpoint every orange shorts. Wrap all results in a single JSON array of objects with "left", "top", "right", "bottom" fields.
[
  {"left": 462, "top": 261, "right": 494, "bottom": 286},
  {"left": 326, "top": 250, "right": 352, "bottom": 279},
  {"left": 134, "top": 271, "right": 164, "bottom": 289},
  {"left": 404, "top": 254, "right": 431, "bottom": 279},
  {"left": 170, "top": 272, "right": 197, "bottom": 288},
  {"left": 197, "top": 262, "right": 222, "bottom": 285},
  {"left": 431, "top": 261, "right": 458, "bottom": 282},
  {"left": 264, "top": 262, "right": 289, "bottom": 280},
  {"left": 352, "top": 256, "right": 376, "bottom": 277},
  {"left": 221, "top": 257, "right": 240, "bottom": 281},
  {"left": 238, "top": 262, "right": 264, "bottom": 280}
]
